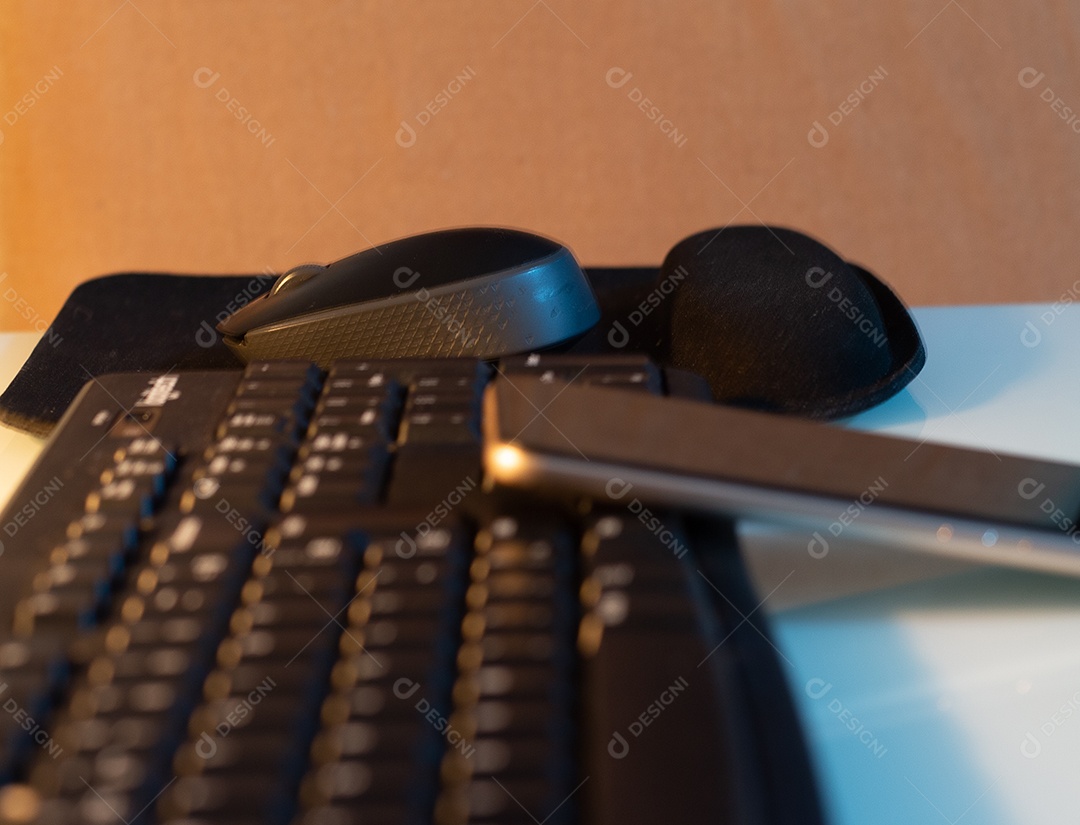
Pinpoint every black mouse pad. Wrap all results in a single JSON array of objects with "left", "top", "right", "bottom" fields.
[
  {"left": 0, "top": 268, "right": 661, "bottom": 436},
  {"left": 0, "top": 256, "right": 925, "bottom": 437},
  {"left": 0, "top": 273, "right": 277, "bottom": 436}
]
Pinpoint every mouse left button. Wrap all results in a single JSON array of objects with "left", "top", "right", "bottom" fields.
[
  {"left": 270, "top": 263, "right": 327, "bottom": 295},
  {"left": 217, "top": 263, "right": 327, "bottom": 338}
]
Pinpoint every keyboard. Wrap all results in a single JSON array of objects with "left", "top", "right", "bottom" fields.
[{"left": 0, "top": 354, "right": 823, "bottom": 824}]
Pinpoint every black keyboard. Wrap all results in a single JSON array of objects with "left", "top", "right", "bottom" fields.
[{"left": 0, "top": 355, "right": 823, "bottom": 824}]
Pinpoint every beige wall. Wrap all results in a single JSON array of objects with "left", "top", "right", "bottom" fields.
[{"left": 2, "top": 2, "right": 1080, "bottom": 331}]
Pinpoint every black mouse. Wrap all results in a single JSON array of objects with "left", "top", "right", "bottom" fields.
[{"left": 217, "top": 227, "right": 600, "bottom": 366}]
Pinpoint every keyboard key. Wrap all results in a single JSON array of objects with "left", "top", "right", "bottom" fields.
[
  {"left": 385, "top": 446, "right": 481, "bottom": 507},
  {"left": 244, "top": 361, "right": 322, "bottom": 381},
  {"left": 500, "top": 353, "right": 663, "bottom": 394}
]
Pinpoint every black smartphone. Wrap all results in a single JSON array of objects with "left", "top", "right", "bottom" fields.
[{"left": 483, "top": 375, "right": 1080, "bottom": 576}]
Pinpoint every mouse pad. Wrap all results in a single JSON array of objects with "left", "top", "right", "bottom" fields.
[
  {"left": 0, "top": 268, "right": 663, "bottom": 436},
  {"left": 0, "top": 254, "right": 925, "bottom": 437}
]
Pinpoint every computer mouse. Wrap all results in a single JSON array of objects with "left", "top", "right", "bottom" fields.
[
  {"left": 217, "top": 227, "right": 600, "bottom": 366},
  {"left": 652, "top": 226, "right": 926, "bottom": 419}
]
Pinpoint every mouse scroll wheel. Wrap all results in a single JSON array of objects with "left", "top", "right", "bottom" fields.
[{"left": 271, "top": 263, "right": 327, "bottom": 295}]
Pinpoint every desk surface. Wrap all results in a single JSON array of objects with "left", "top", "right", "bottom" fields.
[
  {"left": 0, "top": 332, "right": 48, "bottom": 509},
  {"left": 2, "top": 305, "right": 1079, "bottom": 824}
]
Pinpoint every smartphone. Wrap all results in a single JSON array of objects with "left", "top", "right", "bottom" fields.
[{"left": 483, "top": 375, "right": 1080, "bottom": 577}]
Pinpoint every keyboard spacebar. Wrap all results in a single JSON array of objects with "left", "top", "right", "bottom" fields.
[
  {"left": 579, "top": 515, "right": 742, "bottom": 823},
  {"left": 582, "top": 632, "right": 737, "bottom": 823}
]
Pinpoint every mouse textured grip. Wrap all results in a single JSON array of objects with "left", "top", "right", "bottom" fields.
[{"left": 224, "top": 265, "right": 599, "bottom": 366}]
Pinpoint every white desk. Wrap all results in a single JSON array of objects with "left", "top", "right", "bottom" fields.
[
  {"left": 743, "top": 304, "right": 1080, "bottom": 825},
  {"left": 2, "top": 306, "right": 1079, "bottom": 824},
  {"left": 0, "top": 332, "right": 50, "bottom": 508}
]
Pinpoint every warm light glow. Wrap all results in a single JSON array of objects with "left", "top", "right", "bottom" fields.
[
  {"left": 0, "top": 786, "right": 42, "bottom": 823},
  {"left": 489, "top": 444, "right": 526, "bottom": 475}
]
